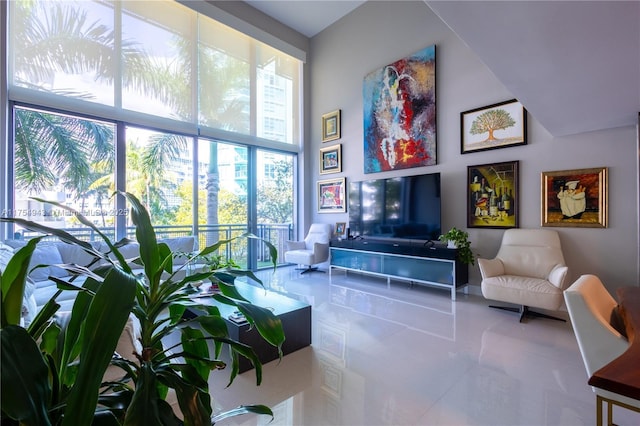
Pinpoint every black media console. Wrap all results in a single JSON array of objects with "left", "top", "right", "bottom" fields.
[{"left": 329, "top": 238, "right": 469, "bottom": 301}]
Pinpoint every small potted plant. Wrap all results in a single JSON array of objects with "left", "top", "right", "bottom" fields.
[{"left": 439, "top": 227, "right": 475, "bottom": 265}]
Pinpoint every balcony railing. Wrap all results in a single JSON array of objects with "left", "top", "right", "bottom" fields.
[{"left": 16, "top": 223, "right": 293, "bottom": 269}]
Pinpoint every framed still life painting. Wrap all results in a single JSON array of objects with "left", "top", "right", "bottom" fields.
[
  {"left": 541, "top": 167, "right": 608, "bottom": 228},
  {"left": 467, "top": 161, "right": 519, "bottom": 229},
  {"left": 363, "top": 45, "right": 436, "bottom": 173}
]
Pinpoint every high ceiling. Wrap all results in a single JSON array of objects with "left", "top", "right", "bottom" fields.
[{"left": 243, "top": 1, "right": 640, "bottom": 137}]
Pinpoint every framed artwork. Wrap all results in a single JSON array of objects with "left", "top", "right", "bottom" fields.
[
  {"left": 461, "top": 99, "right": 527, "bottom": 154},
  {"left": 334, "top": 222, "right": 346, "bottom": 237},
  {"left": 322, "top": 109, "right": 341, "bottom": 142},
  {"left": 467, "top": 161, "right": 519, "bottom": 229},
  {"left": 318, "top": 177, "right": 346, "bottom": 213},
  {"left": 541, "top": 167, "right": 608, "bottom": 228},
  {"left": 320, "top": 144, "right": 342, "bottom": 174},
  {"left": 363, "top": 45, "right": 436, "bottom": 173}
]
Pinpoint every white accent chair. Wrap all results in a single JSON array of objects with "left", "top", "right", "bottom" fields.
[
  {"left": 478, "top": 228, "right": 568, "bottom": 322},
  {"left": 563, "top": 274, "right": 640, "bottom": 426},
  {"left": 284, "top": 223, "right": 332, "bottom": 274}
]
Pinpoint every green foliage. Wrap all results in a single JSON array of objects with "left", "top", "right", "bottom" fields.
[
  {"left": 439, "top": 227, "right": 475, "bottom": 265},
  {"left": 257, "top": 159, "right": 293, "bottom": 224},
  {"left": 1, "top": 192, "right": 284, "bottom": 425},
  {"left": 1, "top": 232, "right": 137, "bottom": 425}
]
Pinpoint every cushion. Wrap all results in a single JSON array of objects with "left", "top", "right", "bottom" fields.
[
  {"left": 0, "top": 242, "right": 14, "bottom": 270},
  {"left": 28, "top": 243, "right": 66, "bottom": 281},
  {"left": 159, "top": 237, "right": 196, "bottom": 265},
  {"left": 481, "top": 275, "right": 564, "bottom": 311},
  {"left": 2, "top": 239, "right": 27, "bottom": 249},
  {"left": 57, "top": 242, "right": 101, "bottom": 268}
]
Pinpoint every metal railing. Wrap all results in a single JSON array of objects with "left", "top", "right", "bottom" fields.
[{"left": 17, "top": 223, "right": 293, "bottom": 268}]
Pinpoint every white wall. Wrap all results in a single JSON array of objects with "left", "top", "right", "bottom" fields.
[{"left": 308, "top": 1, "right": 639, "bottom": 291}]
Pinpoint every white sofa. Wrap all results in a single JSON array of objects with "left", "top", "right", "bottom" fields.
[{"left": 0, "top": 236, "right": 198, "bottom": 326}]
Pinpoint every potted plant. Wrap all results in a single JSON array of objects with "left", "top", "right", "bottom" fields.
[
  {"left": 439, "top": 227, "right": 475, "bottom": 265},
  {"left": 1, "top": 192, "right": 284, "bottom": 425}
]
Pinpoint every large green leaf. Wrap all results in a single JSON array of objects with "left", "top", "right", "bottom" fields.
[
  {"left": 157, "top": 366, "right": 212, "bottom": 426},
  {"left": 1, "top": 237, "right": 42, "bottom": 327},
  {"left": 62, "top": 267, "right": 137, "bottom": 426},
  {"left": 211, "top": 404, "right": 274, "bottom": 424},
  {"left": 211, "top": 293, "right": 285, "bottom": 352},
  {"left": 180, "top": 326, "right": 210, "bottom": 380},
  {"left": 123, "top": 363, "right": 166, "bottom": 425},
  {"left": 1, "top": 325, "right": 52, "bottom": 425},
  {"left": 120, "top": 192, "right": 162, "bottom": 290}
]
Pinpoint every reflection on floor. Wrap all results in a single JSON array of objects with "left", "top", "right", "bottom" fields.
[{"left": 204, "top": 266, "right": 638, "bottom": 426}]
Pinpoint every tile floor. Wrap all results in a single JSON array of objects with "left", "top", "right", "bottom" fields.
[{"left": 204, "top": 266, "right": 638, "bottom": 426}]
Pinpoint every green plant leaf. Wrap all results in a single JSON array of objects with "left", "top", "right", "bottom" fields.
[
  {"left": 62, "top": 268, "right": 137, "bottom": 426},
  {"left": 156, "top": 367, "right": 211, "bottom": 426},
  {"left": 180, "top": 326, "right": 210, "bottom": 380},
  {"left": 1, "top": 237, "right": 42, "bottom": 326},
  {"left": 120, "top": 192, "right": 162, "bottom": 289},
  {"left": 211, "top": 404, "right": 274, "bottom": 424},
  {"left": 124, "top": 363, "right": 168, "bottom": 425},
  {"left": 1, "top": 325, "right": 52, "bottom": 426}
]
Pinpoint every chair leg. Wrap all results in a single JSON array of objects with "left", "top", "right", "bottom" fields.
[
  {"left": 488, "top": 304, "right": 566, "bottom": 322},
  {"left": 295, "top": 265, "right": 325, "bottom": 274}
]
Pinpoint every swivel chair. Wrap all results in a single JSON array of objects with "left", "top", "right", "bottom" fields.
[
  {"left": 284, "top": 223, "right": 331, "bottom": 274},
  {"left": 478, "top": 228, "right": 568, "bottom": 322}
]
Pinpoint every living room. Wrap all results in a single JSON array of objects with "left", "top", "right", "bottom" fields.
[{"left": 1, "top": 0, "right": 639, "bottom": 425}]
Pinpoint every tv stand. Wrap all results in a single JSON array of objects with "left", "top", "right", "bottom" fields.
[{"left": 329, "top": 238, "right": 468, "bottom": 301}]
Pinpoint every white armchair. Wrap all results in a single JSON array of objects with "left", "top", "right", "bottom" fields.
[
  {"left": 284, "top": 223, "right": 332, "bottom": 274},
  {"left": 563, "top": 274, "right": 640, "bottom": 425},
  {"left": 478, "top": 228, "right": 568, "bottom": 322}
]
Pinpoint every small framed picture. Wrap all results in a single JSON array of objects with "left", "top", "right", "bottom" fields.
[
  {"left": 467, "top": 160, "right": 519, "bottom": 229},
  {"left": 318, "top": 177, "right": 346, "bottom": 213},
  {"left": 320, "top": 144, "right": 342, "bottom": 174},
  {"left": 461, "top": 99, "right": 527, "bottom": 154},
  {"left": 334, "top": 222, "right": 346, "bottom": 237},
  {"left": 541, "top": 167, "right": 608, "bottom": 228},
  {"left": 322, "top": 109, "right": 341, "bottom": 142}
]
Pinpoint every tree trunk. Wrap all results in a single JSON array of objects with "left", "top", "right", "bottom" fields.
[{"left": 206, "top": 142, "right": 219, "bottom": 246}]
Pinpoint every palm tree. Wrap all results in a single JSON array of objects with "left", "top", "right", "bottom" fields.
[
  {"left": 11, "top": 0, "right": 146, "bottom": 204},
  {"left": 11, "top": 0, "right": 252, "bottom": 237},
  {"left": 14, "top": 108, "right": 114, "bottom": 195}
]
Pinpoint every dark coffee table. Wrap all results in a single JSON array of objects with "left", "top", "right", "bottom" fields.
[{"left": 186, "top": 282, "right": 311, "bottom": 373}]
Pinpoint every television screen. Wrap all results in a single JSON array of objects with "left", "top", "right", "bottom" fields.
[{"left": 349, "top": 173, "right": 441, "bottom": 241}]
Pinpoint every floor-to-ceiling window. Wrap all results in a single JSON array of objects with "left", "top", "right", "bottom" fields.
[{"left": 3, "top": 0, "right": 302, "bottom": 268}]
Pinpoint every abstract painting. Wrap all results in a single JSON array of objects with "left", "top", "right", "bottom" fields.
[{"left": 363, "top": 45, "right": 436, "bottom": 173}]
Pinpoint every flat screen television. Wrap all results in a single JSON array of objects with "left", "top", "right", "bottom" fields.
[{"left": 348, "top": 172, "right": 441, "bottom": 241}]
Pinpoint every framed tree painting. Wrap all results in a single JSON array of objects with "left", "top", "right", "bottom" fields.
[
  {"left": 363, "top": 45, "right": 436, "bottom": 173},
  {"left": 467, "top": 161, "right": 519, "bottom": 228},
  {"left": 461, "top": 99, "right": 527, "bottom": 154},
  {"left": 541, "top": 167, "right": 608, "bottom": 228},
  {"left": 318, "top": 178, "right": 346, "bottom": 213}
]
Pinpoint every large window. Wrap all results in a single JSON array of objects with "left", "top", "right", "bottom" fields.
[
  {"left": 3, "top": 0, "right": 300, "bottom": 268},
  {"left": 12, "top": 106, "right": 116, "bottom": 239},
  {"left": 8, "top": 0, "right": 301, "bottom": 144}
]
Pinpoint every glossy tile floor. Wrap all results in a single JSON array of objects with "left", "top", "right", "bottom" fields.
[{"left": 206, "top": 266, "right": 638, "bottom": 426}]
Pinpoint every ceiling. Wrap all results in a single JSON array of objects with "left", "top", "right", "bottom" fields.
[
  {"left": 243, "top": 1, "right": 640, "bottom": 137},
  {"left": 244, "top": 1, "right": 366, "bottom": 38}
]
